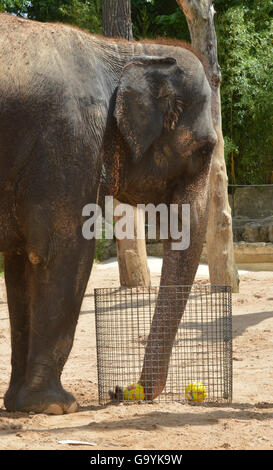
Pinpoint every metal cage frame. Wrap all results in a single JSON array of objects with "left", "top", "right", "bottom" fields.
[{"left": 94, "top": 284, "right": 232, "bottom": 405}]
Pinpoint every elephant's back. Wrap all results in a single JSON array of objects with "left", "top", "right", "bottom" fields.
[
  {"left": 0, "top": 14, "right": 103, "bottom": 104},
  {"left": 0, "top": 14, "right": 109, "bottom": 184}
]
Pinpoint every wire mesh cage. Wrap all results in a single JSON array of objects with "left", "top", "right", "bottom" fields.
[{"left": 94, "top": 284, "right": 232, "bottom": 405}]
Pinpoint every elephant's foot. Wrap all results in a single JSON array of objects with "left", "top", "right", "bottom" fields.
[
  {"left": 4, "top": 383, "right": 78, "bottom": 415},
  {"left": 4, "top": 381, "right": 24, "bottom": 412}
]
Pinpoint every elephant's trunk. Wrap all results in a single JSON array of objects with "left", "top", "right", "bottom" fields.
[{"left": 139, "top": 165, "right": 211, "bottom": 400}]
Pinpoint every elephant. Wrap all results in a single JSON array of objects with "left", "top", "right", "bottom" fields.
[{"left": 0, "top": 13, "right": 217, "bottom": 414}]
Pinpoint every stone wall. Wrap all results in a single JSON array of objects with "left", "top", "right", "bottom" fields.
[
  {"left": 230, "top": 186, "right": 273, "bottom": 218},
  {"left": 232, "top": 216, "right": 273, "bottom": 242},
  {"left": 200, "top": 242, "right": 273, "bottom": 264},
  {"left": 145, "top": 241, "right": 273, "bottom": 264},
  {"left": 97, "top": 240, "right": 273, "bottom": 264},
  {"left": 230, "top": 187, "right": 273, "bottom": 243}
]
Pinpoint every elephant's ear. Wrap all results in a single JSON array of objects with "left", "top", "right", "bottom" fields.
[{"left": 114, "top": 56, "right": 178, "bottom": 163}]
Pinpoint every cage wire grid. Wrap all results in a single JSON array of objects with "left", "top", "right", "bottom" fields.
[{"left": 94, "top": 285, "right": 232, "bottom": 405}]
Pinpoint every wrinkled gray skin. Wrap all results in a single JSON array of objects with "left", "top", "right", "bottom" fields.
[{"left": 0, "top": 14, "right": 216, "bottom": 413}]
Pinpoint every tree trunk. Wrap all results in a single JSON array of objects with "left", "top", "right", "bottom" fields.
[
  {"left": 206, "top": 91, "right": 239, "bottom": 291},
  {"left": 101, "top": 0, "right": 133, "bottom": 40},
  {"left": 114, "top": 200, "right": 151, "bottom": 287},
  {"left": 101, "top": 0, "right": 150, "bottom": 287},
  {"left": 177, "top": 0, "right": 239, "bottom": 292}
]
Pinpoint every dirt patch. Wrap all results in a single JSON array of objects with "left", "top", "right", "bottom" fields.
[{"left": 0, "top": 260, "right": 272, "bottom": 450}]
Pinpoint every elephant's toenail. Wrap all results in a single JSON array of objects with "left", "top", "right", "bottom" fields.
[
  {"left": 65, "top": 402, "right": 79, "bottom": 414},
  {"left": 44, "top": 404, "right": 64, "bottom": 415}
]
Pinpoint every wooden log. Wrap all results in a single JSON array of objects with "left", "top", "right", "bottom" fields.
[{"left": 114, "top": 200, "right": 151, "bottom": 287}]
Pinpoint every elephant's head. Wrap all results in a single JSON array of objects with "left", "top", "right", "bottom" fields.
[
  {"left": 102, "top": 55, "right": 218, "bottom": 402},
  {"left": 110, "top": 55, "right": 217, "bottom": 205}
]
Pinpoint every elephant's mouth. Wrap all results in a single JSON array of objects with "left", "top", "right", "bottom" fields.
[
  {"left": 116, "top": 183, "right": 170, "bottom": 207},
  {"left": 175, "top": 138, "right": 216, "bottom": 160}
]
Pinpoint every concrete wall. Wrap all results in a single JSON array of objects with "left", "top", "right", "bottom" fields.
[
  {"left": 230, "top": 187, "right": 273, "bottom": 242},
  {"left": 146, "top": 241, "right": 273, "bottom": 264},
  {"left": 230, "top": 187, "right": 273, "bottom": 218}
]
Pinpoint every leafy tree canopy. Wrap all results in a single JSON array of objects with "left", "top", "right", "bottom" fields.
[{"left": 0, "top": 1, "right": 102, "bottom": 31}]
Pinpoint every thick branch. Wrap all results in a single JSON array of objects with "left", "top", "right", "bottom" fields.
[{"left": 177, "top": 0, "right": 221, "bottom": 87}]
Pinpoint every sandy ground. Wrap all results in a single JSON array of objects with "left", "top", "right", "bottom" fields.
[{"left": 0, "top": 257, "right": 273, "bottom": 450}]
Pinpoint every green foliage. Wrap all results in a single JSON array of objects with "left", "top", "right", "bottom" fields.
[
  {"left": 216, "top": 5, "right": 273, "bottom": 184},
  {"left": 131, "top": 1, "right": 156, "bottom": 38},
  {"left": 0, "top": 0, "right": 102, "bottom": 33},
  {"left": 154, "top": 9, "right": 189, "bottom": 41},
  {"left": 131, "top": 0, "right": 189, "bottom": 40},
  {"left": 94, "top": 218, "right": 114, "bottom": 262},
  {"left": 57, "top": 0, "right": 102, "bottom": 32},
  {"left": 94, "top": 237, "right": 109, "bottom": 262},
  {"left": 223, "top": 136, "right": 238, "bottom": 165}
]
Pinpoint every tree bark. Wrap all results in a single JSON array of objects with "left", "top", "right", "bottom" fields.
[
  {"left": 114, "top": 200, "right": 151, "bottom": 287},
  {"left": 101, "top": 0, "right": 133, "bottom": 40},
  {"left": 101, "top": 0, "right": 150, "bottom": 287},
  {"left": 177, "top": 0, "right": 239, "bottom": 292}
]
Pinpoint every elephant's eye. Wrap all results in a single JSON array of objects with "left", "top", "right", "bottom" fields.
[{"left": 200, "top": 142, "right": 215, "bottom": 156}]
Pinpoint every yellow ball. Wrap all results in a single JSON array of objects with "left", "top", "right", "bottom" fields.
[
  {"left": 123, "top": 383, "right": 145, "bottom": 401},
  {"left": 186, "top": 382, "right": 207, "bottom": 402}
]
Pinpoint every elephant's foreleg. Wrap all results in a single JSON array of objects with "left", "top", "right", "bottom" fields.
[
  {"left": 12, "top": 239, "right": 95, "bottom": 414},
  {"left": 140, "top": 175, "right": 210, "bottom": 400},
  {"left": 4, "top": 252, "right": 30, "bottom": 411}
]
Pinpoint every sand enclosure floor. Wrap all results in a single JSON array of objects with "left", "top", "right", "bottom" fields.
[{"left": 0, "top": 258, "right": 273, "bottom": 450}]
